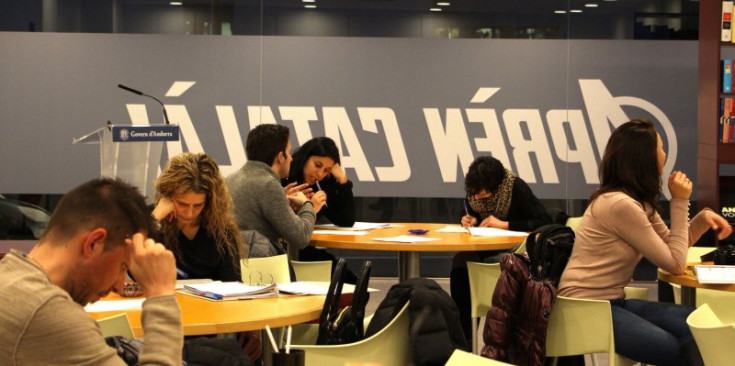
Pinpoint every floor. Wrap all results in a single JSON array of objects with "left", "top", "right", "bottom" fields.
[{"left": 365, "top": 277, "right": 658, "bottom": 366}]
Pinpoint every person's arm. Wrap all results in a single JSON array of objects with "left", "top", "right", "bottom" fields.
[
  {"left": 260, "top": 178, "right": 316, "bottom": 249},
  {"left": 607, "top": 197, "right": 690, "bottom": 275},
  {"left": 320, "top": 176, "right": 356, "bottom": 227},
  {"left": 506, "top": 180, "right": 552, "bottom": 232}
]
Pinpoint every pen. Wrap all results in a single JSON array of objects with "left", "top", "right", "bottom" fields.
[
  {"left": 176, "top": 267, "right": 189, "bottom": 279},
  {"left": 315, "top": 180, "right": 327, "bottom": 207},
  {"left": 463, "top": 200, "right": 470, "bottom": 217}
]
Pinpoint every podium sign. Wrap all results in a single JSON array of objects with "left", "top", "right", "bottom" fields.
[{"left": 73, "top": 124, "right": 180, "bottom": 203}]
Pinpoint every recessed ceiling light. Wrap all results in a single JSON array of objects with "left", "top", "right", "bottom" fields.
[
  {"left": 302, "top": 0, "right": 315, "bottom": 2},
  {"left": 170, "top": 1, "right": 183, "bottom": 5},
  {"left": 554, "top": 10, "right": 567, "bottom": 14},
  {"left": 570, "top": 9, "right": 583, "bottom": 13},
  {"left": 437, "top": 2, "right": 450, "bottom": 5},
  {"left": 430, "top": 8, "right": 442, "bottom": 12},
  {"left": 305, "top": 4, "right": 316, "bottom": 8},
  {"left": 585, "top": 3, "right": 599, "bottom": 7}
]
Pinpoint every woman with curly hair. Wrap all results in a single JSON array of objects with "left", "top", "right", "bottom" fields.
[{"left": 152, "top": 152, "right": 245, "bottom": 282}]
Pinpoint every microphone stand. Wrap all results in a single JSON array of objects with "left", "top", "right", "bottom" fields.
[{"left": 118, "top": 84, "right": 170, "bottom": 125}]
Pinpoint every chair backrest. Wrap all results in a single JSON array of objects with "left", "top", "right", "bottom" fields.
[
  {"left": 545, "top": 296, "right": 614, "bottom": 357},
  {"left": 291, "top": 260, "right": 332, "bottom": 282},
  {"left": 292, "top": 302, "right": 411, "bottom": 366},
  {"left": 467, "top": 261, "right": 501, "bottom": 319},
  {"left": 688, "top": 246, "right": 716, "bottom": 263},
  {"left": 686, "top": 303, "right": 735, "bottom": 366},
  {"left": 565, "top": 216, "right": 583, "bottom": 233},
  {"left": 445, "top": 349, "right": 514, "bottom": 365},
  {"left": 241, "top": 254, "right": 290, "bottom": 284},
  {"left": 96, "top": 313, "right": 135, "bottom": 339}
]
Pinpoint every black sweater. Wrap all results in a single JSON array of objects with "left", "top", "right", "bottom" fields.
[{"left": 464, "top": 177, "right": 551, "bottom": 232}]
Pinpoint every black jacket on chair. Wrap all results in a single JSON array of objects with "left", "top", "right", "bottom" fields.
[{"left": 366, "top": 278, "right": 469, "bottom": 366}]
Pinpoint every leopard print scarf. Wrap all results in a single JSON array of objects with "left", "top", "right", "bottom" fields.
[{"left": 467, "top": 169, "right": 515, "bottom": 221}]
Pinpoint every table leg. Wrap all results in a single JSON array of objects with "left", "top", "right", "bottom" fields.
[
  {"left": 680, "top": 286, "right": 697, "bottom": 308},
  {"left": 398, "top": 251, "right": 420, "bottom": 282}
]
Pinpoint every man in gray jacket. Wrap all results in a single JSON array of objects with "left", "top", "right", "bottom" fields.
[{"left": 227, "top": 124, "right": 326, "bottom": 257}]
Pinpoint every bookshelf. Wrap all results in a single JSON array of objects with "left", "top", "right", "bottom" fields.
[{"left": 696, "top": 1, "right": 735, "bottom": 212}]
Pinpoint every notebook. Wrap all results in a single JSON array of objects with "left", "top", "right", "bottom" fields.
[
  {"left": 694, "top": 265, "right": 735, "bottom": 284},
  {"left": 182, "top": 281, "right": 277, "bottom": 300}
]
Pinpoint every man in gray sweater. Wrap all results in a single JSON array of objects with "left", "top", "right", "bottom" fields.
[
  {"left": 227, "top": 124, "right": 326, "bottom": 256},
  {"left": 0, "top": 178, "right": 182, "bottom": 365}
]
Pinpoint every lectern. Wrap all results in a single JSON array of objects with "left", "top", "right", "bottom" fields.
[{"left": 73, "top": 124, "right": 180, "bottom": 203}]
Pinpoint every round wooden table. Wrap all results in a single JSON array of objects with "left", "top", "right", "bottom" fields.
[
  {"left": 658, "top": 264, "right": 735, "bottom": 307},
  {"left": 311, "top": 223, "right": 526, "bottom": 282},
  {"left": 88, "top": 292, "right": 325, "bottom": 337}
]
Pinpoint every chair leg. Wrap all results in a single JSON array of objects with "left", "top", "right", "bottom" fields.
[
  {"left": 590, "top": 354, "right": 598, "bottom": 366},
  {"left": 471, "top": 319, "right": 477, "bottom": 353}
]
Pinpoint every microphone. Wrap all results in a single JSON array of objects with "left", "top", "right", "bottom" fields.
[{"left": 118, "top": 84, "right": 170, "bottom": 125}]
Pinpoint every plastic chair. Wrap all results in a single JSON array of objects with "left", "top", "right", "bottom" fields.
[
  {"left": 686, "top": 303, "right": 735, "bottom": 366},
  {"left": 565, "top": 216, "right": 583, "bottom": 233},
  {"left": 445, "top": 349, "right": 514, "bottom": 365},
  {"left": 291, "top": 302, "right": 410, "bottom": 366},
  {"left": 545, "top": 296, "right": 636, "bottom": 366},
  {"left": 467, "top": 261, "right": 501, "bottom": 354},
  {"left": 96, "top": 313, "right": 135, "bottom": 338},
  {"left": 291, "top": 260, "right": 332, "bottom": 282},
  {"left": 241, "top": 254, "right": 291, "bottom": 284}
]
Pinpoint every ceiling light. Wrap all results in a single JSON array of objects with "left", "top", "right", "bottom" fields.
[
  {"left": 304, "top": 4, "right": 316, "bottom": 8},
  {"left": 585, "top": 3, "right": 599, "bottom": 7},
  {"left": 570, "top": 9, "right": 583, "bottom": 13},
  {"left": 554, "top": 10, "right": 567, "bottom": 14},
  {"left": 170, "top": 1, "right": 183, "bottom": 5},
  {"left": 430, "top": 8, "right": 442, "bottom": 12},
  {"left": 437, "top": 2, "right": 450, "bottom": 5},
  {"left": 302, "top": 0, "right": 315, "bottom": 2}
]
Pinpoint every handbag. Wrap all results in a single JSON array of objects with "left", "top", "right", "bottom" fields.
[{"left": 316, "top": 258, "right": 372, "bottom": 345}]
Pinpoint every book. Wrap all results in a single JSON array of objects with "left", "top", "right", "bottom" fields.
[
  {"left": 182, "top": 281, "right": 277, "bottom": 300},
  {"left": 694, "top": 265, "right": 735, "bottom": 284},
  {"left": 724, "top": 60, "right": 733, "bottom": 93},
  {"left": 724, "top": 1, "right": 733, "bottom": 42}
]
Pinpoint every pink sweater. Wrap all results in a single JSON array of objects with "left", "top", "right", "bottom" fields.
[{"left": 558, "top": 192, "right": 711, "bottom": 300}]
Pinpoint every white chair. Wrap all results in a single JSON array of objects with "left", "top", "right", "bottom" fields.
[
  {"left": 565, "top": 216, "right": 583, "bottom": 233},
  {"left": 241, "top": 254, "right": 291, "bottom": 284},
  {"left": 545, "top": 296, "right": 636, "bottom": 366},
  {"left": 291, "top": 260, "right": 332, "bottom": 282},
  {"left": 445, "top": 349, "right": 514, "bottom": 365},
  {"left": 291, "top": 303, "right": 410, "bottom": 366},
  {"left": 467, "top": 261, "right": 501, "bottom": 354},
  {"left": 96, "top": 313, "right": 135, "bottom": 338},
  {"left": 686, "top": 303, "right": 735, "bottom": 366}
]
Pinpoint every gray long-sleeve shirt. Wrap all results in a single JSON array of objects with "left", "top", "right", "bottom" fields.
[{"left": 227, "top": 160, "right": 316, "bottom": 249}]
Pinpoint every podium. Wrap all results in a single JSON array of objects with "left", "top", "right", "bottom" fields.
[{"left": 73, "top": 124, "right": 180, "bottom": 203}]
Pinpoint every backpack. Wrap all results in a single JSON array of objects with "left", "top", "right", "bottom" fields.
[
  {"left": 316, "top": 258, "right": 372, "bottom": 345},
  {"left": 525, "top": 224, "right": 575, "bottom": 287}
]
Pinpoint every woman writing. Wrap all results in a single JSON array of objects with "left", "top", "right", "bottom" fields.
[
  {"left": 558, "top": 119, "right": 732, "bottom": 365},
  {"left": 152, "top": 152, "right": 261, "bottom": 361},
  {"left": 452, "top": 156, "right": 552, "bottom": 342},
  {"left": 283, "top": 137, "right": 357, "bottom": 282}
]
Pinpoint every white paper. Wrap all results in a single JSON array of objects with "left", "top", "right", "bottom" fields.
[
  {"left": 435, "top": 225, "right": 470, "bottom": 233},
  {"left": 314, "top": 222, "right": 390, "bottom": 231},
  {"left": 277, "top": 281, "right": 378, "bottom": 295},
  {"left": 372, "top": 235, "right": 441, "bottom": 243},
  {"left": 694, "top": 265, "right": 735, "bottom": 284},
  {"left": 312, "top": 230, "right": 368, "bottom": 236},
  {"left": 85, "top": 299, "right": 145, "bottom": 312},
  {"left": 175, "top": 278, "right": 213, "bottom": 290},
  {"left": 184, "top": 281, "right": 276, "bottom": 298},
  {"left": 468, "top": 227, "right": 529, "bottom": 237}
]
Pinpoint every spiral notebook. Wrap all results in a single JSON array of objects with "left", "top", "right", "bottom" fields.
[{"left": 182, "top": 281, "right": 277, "bottom": 300}]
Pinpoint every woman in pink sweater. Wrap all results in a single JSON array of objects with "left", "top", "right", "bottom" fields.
[{"left": 558, "top": 119, "right": 731, "bottom": 366}]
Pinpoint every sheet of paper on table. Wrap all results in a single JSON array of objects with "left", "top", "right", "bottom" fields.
[
  {"left": 694, "top": 265, "right": 735, "bottom": 284},
  {"left": 312, "top": 230, "right": 369, "bottom": 236},
  {"left": 175, "top": 278, "right": 213, "bottom": 290},
  {"left": 277, "top": 281, "right": 379, "bottom": 295},
  {"left": 468, "top": 227, "right": 529, "bottom": 237},
  {"left": 436, "top": 225, "right": 470, "bottom": 233},
  {"left": 372, "top": 235, "right": 441, "bottom": 243},
  {"left": 85, "top": 299, "right": 145, "bottom": 312},
  {"left": 314, "top": 222, "right": 390, "bottom": 231}
]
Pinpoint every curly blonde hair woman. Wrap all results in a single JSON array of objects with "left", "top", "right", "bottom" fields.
[{"left": 152, "top": 152, "right": 246, "bottom": 280}]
